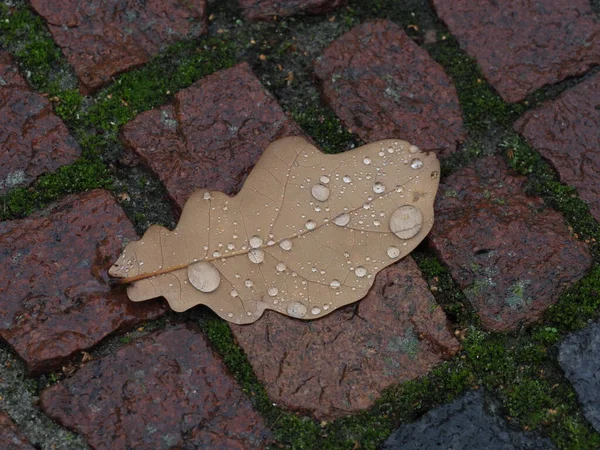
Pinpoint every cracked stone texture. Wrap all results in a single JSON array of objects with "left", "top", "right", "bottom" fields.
[
  {"left": 120, "top": 62, "right": 302, "bottom": 211},
  {"left": 29, "top": 0, "right": 208, "bottom": 93},
  {"left": 238, "top": 0, "right": 347, "bottom": 21},
  {"left": 429, "top": 156, "right": 592, "bottom": 331},
  {"left": 313, "top": 20, "right": 465, "bottom": 157},
  {"left": 40, "top": 324, "right": 271, "bottom": 450},
  {"left": 0, "top": 413, "right": 36, "bottom": 450},
  {"left": 382, "top": 390, "right": 556, "bottom": 449},
  {"left": 558, "top": 320, "right": 600, "bottom": 433},
  {"left": 0, "top": 51, "right": 80, "bottom": 194},
  {"left": 432, "top": 0, "right": 600, "bottom": 103},
  {"left": 515, "top": 72, "right": 600, "bottom": 222},
  {"left": 231, "top": 256, "right": 460, "bottom": 420},
  {"left": 0, "top": 190, "right": 167, "bottom": 374}
]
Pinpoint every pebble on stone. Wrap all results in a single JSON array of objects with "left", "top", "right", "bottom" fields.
[
  {"left": 515, "top": 72, "right": 600, "bottom": 222},
  {"left": 0, "top": 190, "right": 166, "bottom": 374},
  {"left": 558, "top": 320, "right": 600, "bottom": 433},
  {"left": 382, "top": 390, "right": 556, "bottom": 449},
  {"left": 429, "top": 157, "right": 592, "bottom": 331},
  {"left": 29, "top": 0, "right": 208, "bottom": 93},
  {"left": 120, "top": 62, "right": 303, "bottom": 211},
  {"left": 40, "top": 325, "right": 271, "bottom": 449},
  {"left": 0, "top": 51, "right": 81, "bottom": 195},
  {"left": 313, "top": 20, "right": 465, "bottom": 156},
  {"left": 230, "top": 257, "right": 460, "bottom": 420},
  {"left": 432, "top": 0, "right": 600, "bottom": 103},
  {"left": 0, "top": 412, "right": 36, "bottom": 450},
  {"left": 238, "top": 0, "right": 347, "bottom": 21}
]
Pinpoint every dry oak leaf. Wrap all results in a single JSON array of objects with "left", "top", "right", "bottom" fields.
[{"left": 109, "top": 136, "right": 440, "bottom": 324}]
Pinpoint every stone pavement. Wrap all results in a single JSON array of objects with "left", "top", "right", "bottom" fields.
[{"left": 0, "top": 0, "right": 599, "bottom": 449}]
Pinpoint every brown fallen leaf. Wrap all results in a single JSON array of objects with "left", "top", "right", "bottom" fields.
[{"left": 109, "top": 136, "right": 439, "bottom": 324}]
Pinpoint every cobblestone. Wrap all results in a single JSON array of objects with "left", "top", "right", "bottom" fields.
[{"left": 239, "top": 0, "right": 347, "bottom": 21}]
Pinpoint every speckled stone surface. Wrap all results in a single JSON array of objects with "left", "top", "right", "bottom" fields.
[
  {"left": 558, "top": 321, "right": 600, "bottom": 433},
  {"left": 239, "top": 0, "right": 347, "bottom": 21},
  {"left": 313, "top": 20, "right": 465, "bottom": 157},
  {"left": 40, "top": 325, "right": 271, "bottom": 450},
  {"left": 0, "top": 190, "right": 166, "bottom": 374},
  {"left": 515, "top": 72, "right": 600, "bottom": 222},
  {"left": 120, "top": 62, "right": 302, "bottom": 211},
  {"left": 29, "top": 0, "right": 208, "bottom": 93},
  {"left": 0, "top": 413, "right": 36, "bottom": 450},
  {"left": 382, "top": 390, "right": 556, "bottom": 449},
  {"left": 429, "top": 157, "right": 592, "bottom": 331},
  {"left": 0, "top": 51, "right": 80, "bottom": 194},
  {"left": 432, "top": 0, "right": 600, "bottom": 103},
  {"left": 231, "top": 256, "right": 460, "bottom": 420}
]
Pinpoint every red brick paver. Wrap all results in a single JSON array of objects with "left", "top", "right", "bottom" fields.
[
  {"left": 432, "top": 0, "right": 600, "bottom": 103},
  {"left": 239, "top": 0, "right": 347, "bottom": 21},
  {"left": 40, "top": 325, "right": 270, "bottom": 450},
  {"left": 0, "top": 190, "right": 166, "bottom": 374},
  {"left": 0, "top": 413, "right": 35, "bottom": 450},
  {"left": 515, "top": 73, "right": 600, "bottom": 222},
  {"left": 120, "top": 62, "right": 302, "bottom": 210},
  {"left": 29, "top": 0, "right": 208, "bottom": 93},
  {"left": 0, "top": 51, "right": 80, "bottom": 194},
  {"left": 313, "top": 20, "right": 465, "bottom": 157},
  {"left": 231, "top": 257, "right": 460, "bottom": 420},
  {"left": 429, "top": 157, "right": 592, "bottom": 331}
]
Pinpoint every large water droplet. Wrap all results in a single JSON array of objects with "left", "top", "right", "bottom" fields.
[
  {"left": 355, "top": 267, "right": 367, "bottom": 277},
  {"left": 248, "top": 249, "right": 265, "bottom": 264},
  {"left": 334, "top": 213, "right": 350, "bottom": 227},
  {"left": 249, "top": 236, "right": 263, "bottom": 248},
  {"left": 276, "top": 262, "right": 287, "bottom": 272},
  {"left": 387, "top": 246, "right": 401, "bottom": 258},
  {"left": 268, "top": 287, "right": 279, "bottom": 297},
  {"left": 330, "top": 280, "right": 341, "bottom": 289},
  {"left": 373, "top": 182, "right": 385, "bottom": 194},
  {"left": 287, "top": 302, "right": 307, "bottom": 318},
  {"left": 312, "top": 184, "right": 330, "bottom": 202},
  {"left": 305, "top": 220, "right": 317, "bottom": 230},
  {"left": 188, "top": 262, "right": 221, "bottom": 293},
  {"left": 280, "top": 239, "right": 293, "bottom": 251},
  {"left": 410, "top": 159, "right": 423, "bottom": 170},
  {"left": 320, "top": 175, "right": 330, "bottom": 184},
  {"left": 389, "top": 205, "right": 423, "bottom": 239}
]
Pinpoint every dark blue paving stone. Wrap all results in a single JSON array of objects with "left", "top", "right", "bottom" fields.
[
  {"left": 558, "top": 321, "right": 600, "bottom": 433},
  {"left": 382, "top": 390, "right": 555, "bottom": 450}
]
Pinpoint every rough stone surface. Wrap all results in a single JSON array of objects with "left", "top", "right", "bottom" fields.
[
  {"left": 0, "top": 51, "right": 80, "bottom": 194},
  {"left": 558, "top": 321, "right": 600, "bottom": 433},
  {"left": 429, "top": 157, "right": 592, "bottom": 331},
  {"left": 432, "top": 0, "right": 600, "bottom": 103},
  {"left": 0, "top": 190, "right": 166, "bottom": 374},
  {"left": 29, "top": 0, "right": 208, "bottom": 93},
  {"left": 313, "top": 20, "right": 465, "bottom": 157},
  {"left": 40, "top": 325, "right": 271, "bottom": 450},
  {"left": 231, "top": 256, "right": 460, "bottom": 420},
  {"left": 239, "top": 0, "right": 347, "bottom": 21},
  {"left": 382, "top": 390, "right": 556, "bottom": 449},
  {"left": 0, "top": 412, "right": 36, "bottom": 450},
  {"left": 120, "top": 62, "right": 302, "bottom": 210},
  {"left": 515, "top": 73, "right": 600, "bottom": 222}
]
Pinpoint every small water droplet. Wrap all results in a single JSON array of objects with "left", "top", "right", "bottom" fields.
[
  {"left": 280, "top": 239, "right": 293, "bottom": 251},
  {"left": 311, "top": 307, "right": 321, "bottom": 315},
  {"left": 431, "top": 171, "right": 439, "bottom": 179},
  {"left": 250, "top": 236, "right": 263, "bottom": 248},
  {"left": 363, "top": 157, "right": 371, "bottom": 165},
  {"left": 248, "top": 249, "right": 265, "bottom": 264},
  {"left": 409, "top": 145, "right": 419, "bottom": 154},
  {"left": 355, "top": 267, "right": 367, "bottom": 277},
  {"left": 188, "top": 262, "right": 221, "bottom": 293},
  {"left": 230, "top": 289, "right": 238, "bottom": 297},
  {"left": 227, "top": 312, "right": 234, "bottom": 318},
  {"left": 212, "top": 251, "right": 221, "bottom": 258},
  {"left": 373, "top": 182, "right": 385, "bottom": 194},
  {"left": 390, "top": 205, "right": 423, "bottom": 239},
  {"left": 320, "top": 175, "right": 330, "bottom": 184},
  {"left": 245, "top": 279, "right": 253, "bottom": 288},
  {"left": 276, "top": 262, "right": 287, "bottom": 272},
  {"left": 305, "top": 220, "right": 317, "bottom": 230},
  {"left": 227, "top": 243, "right": 235, "bottom": 250},
  {"left": 334, "top": 213, "right": 350, "bottom": 227},
  {"left": 343, "top": 175, "right": 352, "bottom": 183},
  {"left": 268, "top": 287, "right": 279, "bottom": 297},
  {"left": 330, "top": 280, "right": 341, "bottom": 289},
  {"left": 387, "top": 246, "right": 401, "bottom": 258},
  {"left": 287, "top": 302, "right": 307, "bottom": 318},
  {"left": 203, "top": 191, "right": 212, "bottom": 200},
  {"left": 410, "top": 159, "right": 423, "bottom": 170}
]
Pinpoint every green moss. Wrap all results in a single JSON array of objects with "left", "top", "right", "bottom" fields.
[{"left": 292, "top": 106, "right": 358, "bottom": 154}]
